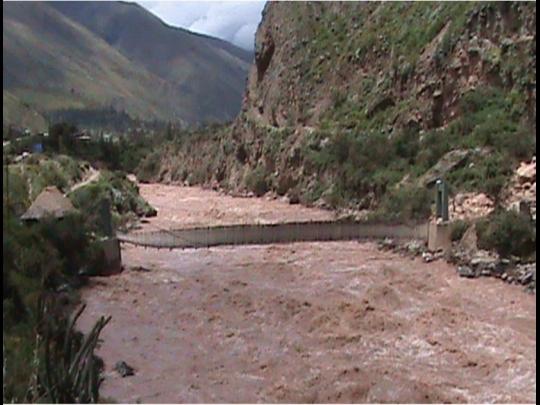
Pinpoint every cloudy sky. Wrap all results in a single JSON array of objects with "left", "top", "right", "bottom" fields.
[{"left": 139, "top": 1, "right": 266, "bottom": 51}]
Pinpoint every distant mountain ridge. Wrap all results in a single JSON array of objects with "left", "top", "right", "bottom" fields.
[{"left": 3, "top": 1, "right": 253, "bottom": 131}]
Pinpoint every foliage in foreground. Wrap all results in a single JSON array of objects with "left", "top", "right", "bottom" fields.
[
  {"left": 3, "top": 214, "right": 109, "bottom": 403},
  {"left": 4, "top": 300, "right": 110, "bottom": 404}
]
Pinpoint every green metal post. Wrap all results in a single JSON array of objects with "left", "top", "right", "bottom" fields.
[
  {"left": 435, "top": 179, "right": 449, "bottom": 222},
  {"left": 4, "top": 157, "right": 9, "bottom": 224}
]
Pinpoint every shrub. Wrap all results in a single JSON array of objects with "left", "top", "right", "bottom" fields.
[
  {"left": 37, "top": 214, "right": 91, "bottom": 278},
  {"left": 377, "top": 186, "right": 432, "bottom": 223},
  {"left": 3, "top": 168, "right": 30, "bottom": 215},
  {"left": 394, "top": 127, "right": 420, "bottom": 163},
  {"left": 136, "top": 152, "right": 161, "bottom": 183},
  {"left": 245, "top": 166, "right": 269, "bottom": 197},
  {"left": 476, "top": 210, "right": 536, "bottom": 258},
  {"left": 3, "top": 210, "right": 112, "bottom": 402},
  {"left": 447, "top": 152, "right": 513, "bottom": 199},
  {"left": 276, "top": 174, "right": 297, "bottom": 196},
  {"left": 321, "top": 184, "right": 347, "bottom": 209},
  {"left": 235, "top": 144, "right": 248, "bottom": 163},
  {"left": 450, "top": 219, "right": 470, "bottom": 241},
  {"left": 331, "top": 88, "right": 347, "bottom": 109},
  {"left": 69, "top": 172, "right": 156, "bottom": 233}
]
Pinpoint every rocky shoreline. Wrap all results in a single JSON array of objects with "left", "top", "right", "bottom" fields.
[{"left": 379, "top": 238, "right": 536, "bottom": 294}]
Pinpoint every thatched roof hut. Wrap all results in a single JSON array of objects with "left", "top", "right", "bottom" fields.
[{"left": 21, "top": 186, "right": 75, "bottom": 221}]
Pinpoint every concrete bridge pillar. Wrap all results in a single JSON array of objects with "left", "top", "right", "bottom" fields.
[
  {"left": 98, "top": 237, "right": 122, "bottom": 275},
  {"left": 428, "top": 221, "right": 452, "bottom": 252}
]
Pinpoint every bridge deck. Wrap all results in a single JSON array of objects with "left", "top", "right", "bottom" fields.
[{"left": 117, "top": 221, "right": 429, "bottom": 249}]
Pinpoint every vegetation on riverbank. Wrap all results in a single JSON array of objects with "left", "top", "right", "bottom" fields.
[
  {"left": 69, "top": 171, "right": 156, "bottom": 232},
  {"left": 136, "top": 83, "right": 535, "bottom": 222},
  {"left": 3, "top": 211, "right": 109, "bottom": 402},
  {"left": 2, "top": 123, "right": 159, "bottom": 402},
  {"left": 476, "top": 210, "right": 536, "bottom": 259},
  {"left": 3, "top": 124, "right": 155, "bottom": 228}
]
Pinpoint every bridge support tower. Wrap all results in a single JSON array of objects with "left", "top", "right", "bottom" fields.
[{"left": 428, "top": 179, "right": 452, "bottom": 252}]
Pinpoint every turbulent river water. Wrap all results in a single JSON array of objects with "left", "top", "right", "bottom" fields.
[{"left": 78, "top": 183, "right": 536, "bottom": 403}]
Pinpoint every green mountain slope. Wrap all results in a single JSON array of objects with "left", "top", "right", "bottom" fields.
[
  {"left": 3, "top": 1, "right": 252, "bottom": 131},
  {"left": 3, "top": 91, "right": 48, "bottom": 133},
  {"left": 49, "top": 2, "right": 252, "bottom": 123}
]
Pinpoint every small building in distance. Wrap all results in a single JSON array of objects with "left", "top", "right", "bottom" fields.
[{"left": 21, "top": 186, "right": 76, "bottom": 221}]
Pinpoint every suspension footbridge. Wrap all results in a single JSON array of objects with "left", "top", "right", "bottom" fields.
[{"left": 117, "top": 220, "right": 429, "bottom": 249}]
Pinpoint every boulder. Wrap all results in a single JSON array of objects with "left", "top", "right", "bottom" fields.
[
  {"left": 422, "top": 251, "right": 435, "bottom": 263},
  {"left": 508, "top": 200, "right": 532, "bottom": 219},
  {"left": 379, "top": 237, "right": 396, "bottom": 250},
  {"left": 457, "top": 265, "right": 476, "bottom": 278},
  {"left": 450, "top": 192, "right": 494, "bottom": 220},
  {"left": 458, "top": 224, "right": 478, "bottom": 254},
  {"left": 469, "top": 250, "right": 501, "bottom": 275},
  {"left": 515, "top": 263, "right": 536, "bottom": 286},
  {"left": 114, "top": 361, "right": 136, "bottom": 377},
  {"left": 516, "top": 161, "right": 536, "bottom": 184},
  {"left": 404, "top": 240, "right": 425, "bottom": 256},
  {"left": 418, "top": 149, "right": 470, "bottom": 187}
]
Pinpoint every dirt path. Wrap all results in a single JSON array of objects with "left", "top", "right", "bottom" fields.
[
  {"left": 69, "top": 167, "right": 100, "bottom": 193},
  {"left": 79, "top": 184, "right": 536, "bottom": 403}
]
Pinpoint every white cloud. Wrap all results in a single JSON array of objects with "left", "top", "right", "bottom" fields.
[
  {"left": 232, "top": 22, "right": 258, "bottom": 50},
  {"left": 138, "top": 1, "right": 266, "bottom": 51}
]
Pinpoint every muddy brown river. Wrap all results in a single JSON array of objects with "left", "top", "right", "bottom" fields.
[{"left": 79, "top": 184, "right": 536, "bottom": 403}]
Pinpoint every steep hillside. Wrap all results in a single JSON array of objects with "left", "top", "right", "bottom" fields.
[
  {"left": 146, "top": 2, "right": 536, "bottom": 221},
  {"left": 3, "top": 91, "right": 48, "bottom": 133},
  {"left": 3, "top": 1, "right": 252, "bottom": 131},
  {"left": 49, "top": 2, "right": 252, "bottom": 123}
]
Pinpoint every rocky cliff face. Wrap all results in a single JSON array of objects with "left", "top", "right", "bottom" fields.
[
  {"left": 241, "top": 2, "right": 535, "bottom": 130},
  {"left": 150, "top": 2, "right": 536, "bottom": 219}
]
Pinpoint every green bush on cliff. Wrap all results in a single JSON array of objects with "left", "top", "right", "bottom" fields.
[
  {"left": 304, "top": 129, "right": 416, "bottom": 207},
  {"left": 476, "top": 210, "right": 536, "bottom": 258},
  {"left": 304, "top": 83, "right": 534, "bottom": 209},
  {"left": 245, "top": 166, "right": 270, "bottom": 197},
  {"left": 375, "top": 186, "right": 432, "bottom": 223},
  {"left": 446, "top": 152, "right": 513, "bottom": 199},
  {"left": 450, "top": 219, "right": 470, "bottom": 242}
]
